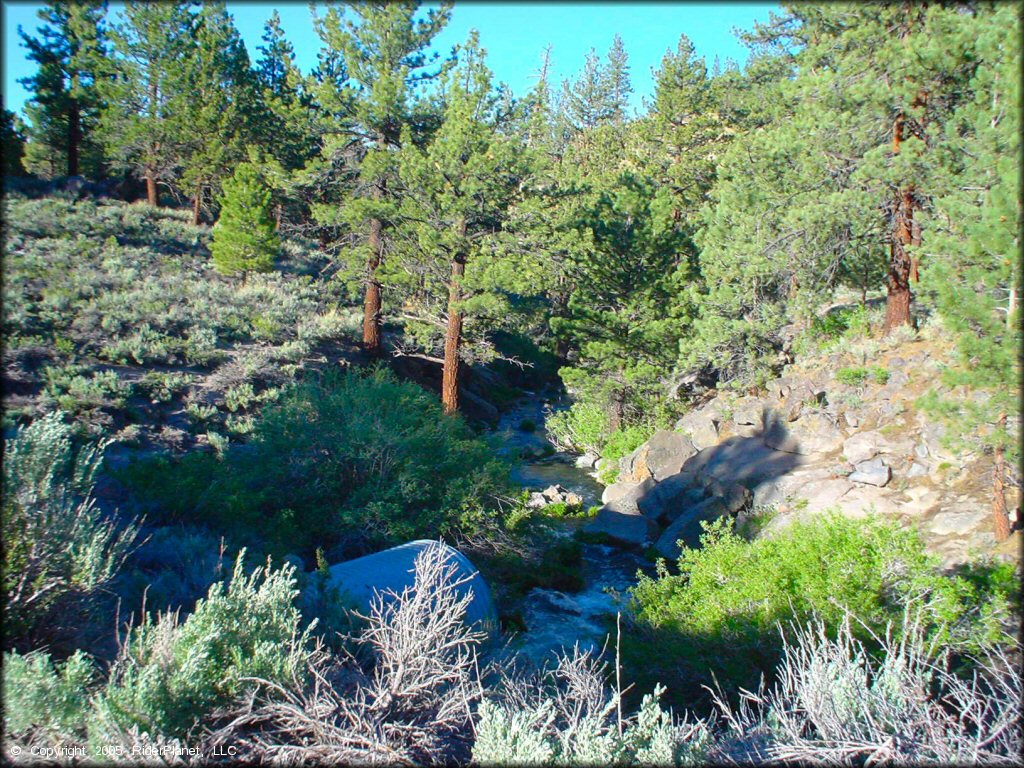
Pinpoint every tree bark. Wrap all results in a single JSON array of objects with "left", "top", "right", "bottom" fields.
[
  {"left": 146, "top": 174, "right": 158, "bottom": 206},
  {"left": 192, "top": 191, "right": 202, "bottom": 226},
  {"left": 363, "top": 213, "right": 384, "bottom": 355},
  {"left": 442, "top": 250, "right": 467, "bottom": 415},
  {"left": 883, "top": 108, "right": 914, "bottom": 334},
  {"left": 993, "top": 413, "right": 1011, "bottom": 542},
  {"left": 67, "top": 96, "right": 80, "bottom": 177}
]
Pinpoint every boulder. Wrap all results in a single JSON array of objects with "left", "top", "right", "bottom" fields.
[
  {"left": 654, "top": 498, "right": 729, "bottom": 560},
  {"left": 732, "top": 397, "right": 764, "bottom": 426},
  {"left": 764, "top": 411, "right": 845, "bottom": 456},
  {"left": 526, "top": 492, "right": 548, "bottom": 509},
  {"left": 601, "top": 478, "right": 656, "bottom": 506},
  {"left": 697, "top": 436, "right": 805, "bottom": 495},
  {"left": 325, "top": 540, "right": 497, "bottom": 634},
  {"left": 585, "top": 505, "right": 660, "bottom": 548},
  {"left": 619, "top": 444, "right": 653, "bottom": 483},
  {"left": 674, "top": 410, "right": 719, "bottom": 451},
  {"left": 849, "top": 458, "right": 891, "bottom": 487},
  {"left": 929, "top": 505, "right": 988, "bottom": 537},
  {"left": 575, "top": 451, "right": 600, "bottom": 469},
  {"left": 644, "top": 430, "right": 698, "bottom": 481},
  {"left": 636, "top": 474, "right": 706, "bottom": 524},
  {"left": 542, "top": 484, "right": 567, "bottom": 502}
]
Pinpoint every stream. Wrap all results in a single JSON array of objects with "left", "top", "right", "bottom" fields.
[{"left": 493, "top": 392, "right": 656, "bottom": 665}]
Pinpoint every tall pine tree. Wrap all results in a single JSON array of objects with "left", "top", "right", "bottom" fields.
[
  {"left": 18, "top": 0, "right": 108, "bottom": 178},
  {"left": 313, "top": 0, "right": 453, "bottom": 356}
]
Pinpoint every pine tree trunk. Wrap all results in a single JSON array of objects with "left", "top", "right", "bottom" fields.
[
  {"left": 67, "top": 97, "right": 80, "bottom": 177},
  {"left": 608, "top": 389, "right": 625, "bottom": 432},
  {"left": 442, "top": 249, "right": 467, "bottom": 415},
  {"left": 883, "top": 110, "right": 915, "bottom": 334},
  {"left": 146, "top": 174, "right": 158, "bottom": 206},
  {"left": 993, "top": 413, "right": 1011, "bottom": 542},
  {"left": 192, "top": 191, "right": 202, "bottom": 226},
  {"left": 363, "top": 212, "right": 384, "bottom": 355}
]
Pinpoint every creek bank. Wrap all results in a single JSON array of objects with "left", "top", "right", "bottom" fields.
[{"left": 587, "top": 336, "right": 1021, "bottom": 569}]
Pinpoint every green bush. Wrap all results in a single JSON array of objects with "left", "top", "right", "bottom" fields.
[
  {"left": 546, "top": 401, "right": 609, "bottom": 454},
  {"left": 599, "top": 423, "right": 656, "bottom": 483},
  {"left": 3, "top": 650, "right": 95, "bottom": 737},
  {"left": 629, "top": 514, "right": 1012, "bottom": 697},
  {"left": 124, "top": 367, "right": 511, "bottom": 557},
  {"left": 94, "top": 552, "right": 315, "bottom": 740}
]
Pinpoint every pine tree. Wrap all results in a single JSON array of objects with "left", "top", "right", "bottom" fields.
[
  {"left": 99, "top": 0, "right": 193, "bottom": 205},
  {"left": 2, "top": 109, "right": 28, "bottom": 176},
  {"left": 313, "top": 0, "right": 453, "bottom": 356},
  {"left": 919, "top": 4, "right": 1021, "bottom": 541},
  {"left": 395, "top": 31, "right": 524, "bottom": 413},
  {"left": 210, "top": 162, "right": 279, "bottom": 276},
  {"left": 18, "top": 0, "right": 108, "bottom": 178},
  {"left": 179, "top": 2, "right": 256, "bottom": 225},
  {"left": 604, "top": 34, "right": 632, "bottom": 126}
]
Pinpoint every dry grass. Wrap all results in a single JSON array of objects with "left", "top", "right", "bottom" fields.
[{"left": 204, "top": 542, "right": 486, "bottom": 764}]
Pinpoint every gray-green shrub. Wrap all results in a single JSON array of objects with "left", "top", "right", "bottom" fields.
[
  {"left": 2, "top": 650, "right": 95, "bottom": 738},
  {"left": 2, "top": 412, "right": 138, "bottom": 642},
  {"left": 94, "top": 551, "right": 315, "bottom": 740}
]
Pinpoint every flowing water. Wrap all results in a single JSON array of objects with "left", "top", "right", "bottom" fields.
[{"left": 493, "top": 393, "right": 656, "bottom": 665}]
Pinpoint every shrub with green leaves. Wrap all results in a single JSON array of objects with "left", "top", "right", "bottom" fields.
[
  {"left": 125, "top": 367, "right": 511, "bottom": 557},
  {"left": 94, "top": 551, "right": 315, "bottom": 740},
  {"left": 2, "top": 650, "right": 95, "bottom": 738},
  {"left": 629, "top": 514, "right": 1013, "bottom": 696},
  {"left": 2, "top": 412, "right": 138, "bottom": 643}
]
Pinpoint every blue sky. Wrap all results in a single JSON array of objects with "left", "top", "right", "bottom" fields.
[{"left": 3, "top": 1, "right": 779, "bottom": 119}]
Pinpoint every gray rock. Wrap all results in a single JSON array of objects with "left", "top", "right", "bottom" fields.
[
  {"left": 585, "top": 505, "right": 660, "bottom": 548},
  {"left": 542, "top": 484, "right": 567, "bottom": 501},
  {"left": 698, "top": 436, "right": 805, "bottom": 494},
  {"left": 575, "top": 451, "right": 600, "bottom": 469},
  {"left": 654, "top": 498, "right": 729, "bottom": 560},
  {"left": 644, "top": 430, "right": 698, "bottom": 481},
  {"left": 907, "top": 462, "right": 929, "bottom": 478},
  {"left": 564, "top": 492, "right": 584, "bottom": 507},
  {"left": 732, "top": 397, "right": 765, "bottom": 427},
  {"left": 929, "top": 509, "right": 987, "bottom": 537},
  {"left": 849, "top": 458, "right": 891, "bottom": 487},
  {"left": 527, "top": 492, "right": 549, "bottom": 509},
  {"left": 674, "top": 410, "right": 719, "bottom": 451},
  {"left": 637, "top": 474, "right": 705, "bottom": 524},
  {"left": 764, "top": 411, "right": 845, "bottom": 456},
  {"left": 326, "top": 540, "right": 497, "bottom": 634},
  {"left": 601, "top": 478, "right": 656, "bottom": 506},
  {"left": 843, "top": 430, "right": 892, "bottom": 464},
  {"left": 619, "top": 444, "right": 654, "bottom": 483}
]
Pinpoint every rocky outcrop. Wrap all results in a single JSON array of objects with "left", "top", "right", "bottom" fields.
[{"left": 588, "top": 341, "right": 1019, "bottom": 568}]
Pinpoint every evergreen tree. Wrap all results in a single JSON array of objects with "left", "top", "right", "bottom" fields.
[
  {"left": 210, "top": 162, "right": 279, "bottom": 276},
  {"left": 99, "top": 0, "right": 194, "bottom": 205},
  {"left": 395, "top": 31, "right": 524, "bottom": 413},
  {"left": 179, "top": 2, "right": 256, "bottom": 224},
  {"left": 919, "top": 4, "right": 1021, "bottom": 540},
  {"left": 2, "top": 109, "right": 28, "bottom": 177},
  {"left": 313, "top": 0, "right": 453, "bottom": 356},
  {"left": 604, "top": 33, "right": 632, "bottom": 126},
  {"left": 18, "top": 0, "right": 108, "bottom": 178}
]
